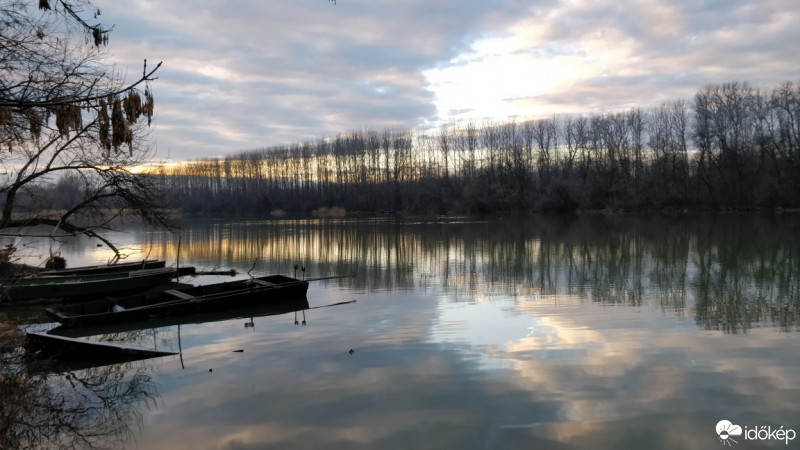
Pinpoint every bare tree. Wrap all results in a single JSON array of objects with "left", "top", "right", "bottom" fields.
[{"left": 0, "top": 0, "right": 168, "bottom": 259}]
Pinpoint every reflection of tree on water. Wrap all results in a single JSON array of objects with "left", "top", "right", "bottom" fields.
[
  {"left": 1, "top": 322, "right": 159, "bottom": 449},
  {"left": 132, "top": 215, "right": 800, "bottom": 333},
  {"left": 693, "top": 217, "right": 800, "bottom": 333},
  {"left": 94, "top": 327, "right": 179, "bottom": 354}
]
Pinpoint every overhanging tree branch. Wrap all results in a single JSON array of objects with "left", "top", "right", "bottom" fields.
[
  {"left": 0, "top": 61, "right": 161, "bottom": 108},
  {"left": 0, "top": 0, "right": 172, "bottom": 262},
  {"left": 2, "top": 216, "right": 120, "bottom": 254}
]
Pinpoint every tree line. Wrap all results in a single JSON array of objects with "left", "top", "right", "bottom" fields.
[{"left": 153, "top": 80, "right": 800, "bottom": 214}]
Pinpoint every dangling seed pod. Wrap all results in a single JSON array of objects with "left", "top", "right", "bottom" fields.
[
  {"left": 123, "top": 90, "right": 142, "bottom": 124},
  {"left": 144, "top": 88, "right": 154, "bottom": 126},
  {"left": 0, "top": 107, "right": 10, "bottom": 126},
  {"left": 111, "top": 96, "right": 127, "bottom": 152},
  {"left": 54, "top": 104, "right": 80, "bottom": 138},
  {"left": 92, "top": 27, "right": 102, "bottom": 47},
  {"left": 98, "top": 98, "right": 110, "bottom": 154},
  {"left": 126, "top": 128, "right": 133, "bottom": 156},
  {"left": 122, "top": 93, "right": 132, "bottom": 121},
  {"left": 29, "top": 113, "right": 42, "bottom": 141},
  {"left": 55, "top": 106, "right": 65, "bottom": 137},
  {"left": 68, "top": 104, "right": 82, "bottom": 133}
]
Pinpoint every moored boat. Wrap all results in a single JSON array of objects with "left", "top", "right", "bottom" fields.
[
  {"left": 1, "top": 267, "right": 177, "bottom": 304},
  {"left": 39, "top": 259, "right": 167, "bottom": 276},
  {"left": 48, "top": 296, "right": 310, "bottom": 338},
  {"left": 45, "top": 274, "right": 309, "bottom": 328}
]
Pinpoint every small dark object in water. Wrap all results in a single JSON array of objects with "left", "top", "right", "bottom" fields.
[
  {"left": 349, "top": 349, "right": 354, "bottom": 355},
  {"left": 0, "top": 245, "right": 16, "bottom": 262},
  {"left": 209, "top": 368, "right": 213, "bottom": 372},
  {"left": 177, "top": 266, "right": 197, "bottom": 276},
  {"left": 45, "top": 255, "right": 66, "bottom": 269},
  {"left": 233, "top": 349, "right": 244, "bottom": 353}
]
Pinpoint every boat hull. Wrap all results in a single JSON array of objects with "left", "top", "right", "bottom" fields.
[
  {"left": 2, "top": 267, "right": 177, "bottom": 304},
  {"left": 25, "top": 331, "right": 177, "bottom": 371},
  {"left": 48, "top": 296, "right": 310, "bottom": 338},
  {"left": 46, "top": 274, "right": 309, "bottom": 328},
  {"left": 39, "top": 259, "right": 166, "bottom": 276}
]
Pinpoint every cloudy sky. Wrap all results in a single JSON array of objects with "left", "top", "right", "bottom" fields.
[{"left": 93, "top": 0, "right": 800, "bottom": 162}]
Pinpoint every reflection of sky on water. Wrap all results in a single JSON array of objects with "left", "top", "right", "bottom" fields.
[
  {"left": 121, "top": 285, "right": 800, "bottom": 449},
  {"left": 431, "top": 300, "right": 536, "bottom": 370},
  {"left": 30, "top": 216, "right": 800, "bottom": 449}
]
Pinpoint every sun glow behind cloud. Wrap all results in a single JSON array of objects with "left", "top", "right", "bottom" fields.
[{"left": 424, "top": 36, "right": 603, "bottom": 121}]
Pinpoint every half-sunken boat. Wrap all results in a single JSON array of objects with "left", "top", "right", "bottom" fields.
[
  {"left": 1, "top": 267, "right": 177, "bottom": 304},
  {"left": 48, "top": 296, "right": 310, "bottom": 338},
  {"left": 25, "top": 331, "right": 177, "bottom": 370},
  {"left": 26, "top": 331, "right": 177, "bottom": 359},
  {"left": 46, "top": 274, "right": 309, "bottom": 328}
]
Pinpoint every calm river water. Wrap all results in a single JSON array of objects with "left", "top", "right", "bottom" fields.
[{"left": 17, "top": 214, "right": 800, "bottom": 449}]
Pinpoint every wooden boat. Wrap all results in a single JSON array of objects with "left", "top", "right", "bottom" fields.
[
  {"left": 1, "top": 267, "right": 177, "bottom": 304},
  {"left": 48, "top": 296, "right": 310, "bottom": 338},
  {"left": 26, "top": 331, "right": 177, "bottom": 370},
  {"left": 26, "top": 331, "right": 177, "bottom": 359},
  {"left": 45, "top": 274, "right": 310, "bottom": 328},
  {"left": 39, "top": 259, "right": 166, "bottom": 276}
]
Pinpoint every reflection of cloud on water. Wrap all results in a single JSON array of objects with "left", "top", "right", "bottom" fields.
[
  {"left": 141, "top": 350, "right": 515, "bottom": 449},
  {"left": 134, "top": 284, "right": 800, "bottom": 449},
  {"left": 423, "top": 292, "right": 800, "bottom": 447},
  {"left": 152, "top": 313, "right": 787, "bottom": 437},
  {"left": 430, "top": 301, "right": 535, "bottom": 370}
]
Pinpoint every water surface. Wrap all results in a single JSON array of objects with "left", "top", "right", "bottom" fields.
[{"left": 19, "top": 215, "right": 800, "bottom": 449}]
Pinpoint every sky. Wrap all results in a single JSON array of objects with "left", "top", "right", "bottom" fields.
[{"left": 92, "top": 0, "right": 800, "bottom": 162}]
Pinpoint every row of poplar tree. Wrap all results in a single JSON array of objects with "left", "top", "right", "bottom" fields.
[{"left": 154, "top": 80, "right": 800, "bottom": 214}]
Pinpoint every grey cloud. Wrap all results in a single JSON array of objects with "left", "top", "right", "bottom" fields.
[
  {"left": 92, "top": 0, "right": 800, "bottom": 160},
  {"left": 520, "top": 74, "right": 702, "bottom": 113}
]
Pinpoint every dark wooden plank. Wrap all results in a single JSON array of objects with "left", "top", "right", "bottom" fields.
[{"left": 163, "top": 289, "right": 195, "bottom": 300}]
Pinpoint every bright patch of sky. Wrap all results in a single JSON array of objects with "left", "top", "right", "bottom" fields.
[{"left": 424, "top": 33, "right": 604, "bottom": 120}]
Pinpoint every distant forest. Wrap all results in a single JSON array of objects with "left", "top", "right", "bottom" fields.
[{"left": 153, "top": 81, "right": 800, "bottom": 214}]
